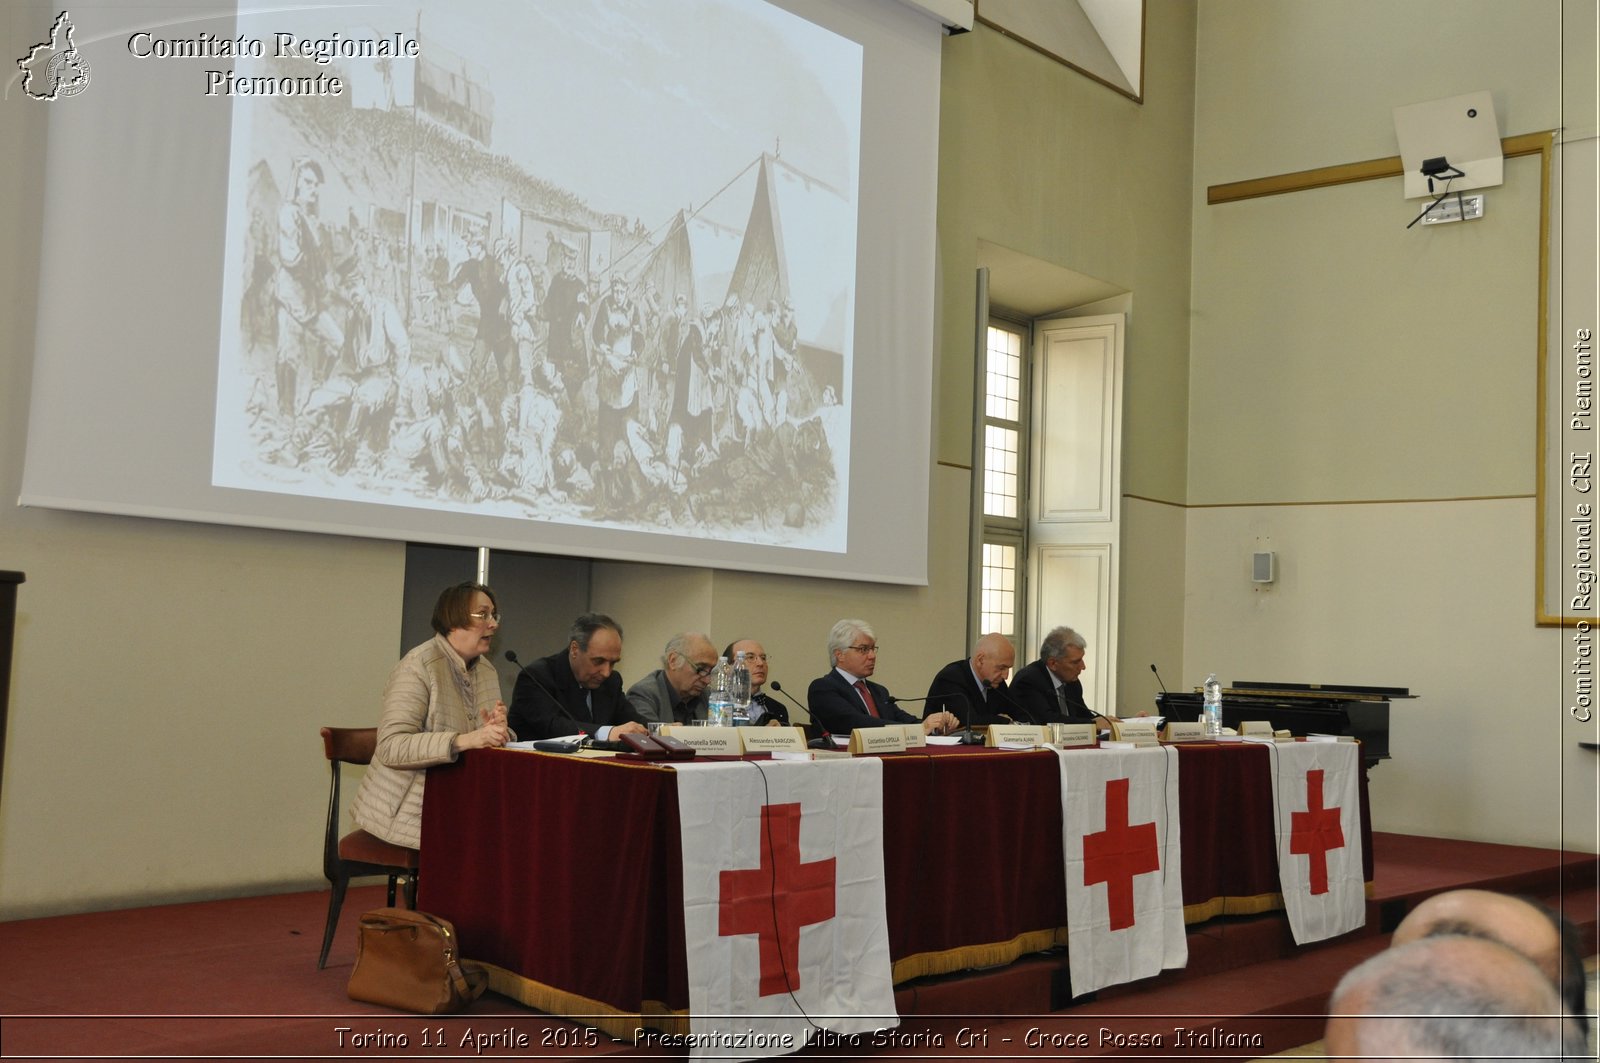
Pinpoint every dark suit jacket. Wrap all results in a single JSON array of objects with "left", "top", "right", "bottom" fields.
[
  {"left": 508, "top": 649, "right": 640, "bottom": 740},
  {"left": 806, "top": 670, "right": 917, "bottom": 735},
  {"left": 1008, "top": 659, "right": 1094, "bottom": 724},
  {"left": 747, "top": 691, "right": 789, "bottom": 726},
  {"left": 925, "top": 659, "right": 1013, "bottom": 727}
]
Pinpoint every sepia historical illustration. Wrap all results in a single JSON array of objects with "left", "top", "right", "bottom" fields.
[{"left": 214, "top": 0, "right": 861, "bottom": 551}]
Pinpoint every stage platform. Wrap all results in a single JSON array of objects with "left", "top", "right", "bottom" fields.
[{"left": 0, "top": 832, "right": 1594, "bottom": 1060}]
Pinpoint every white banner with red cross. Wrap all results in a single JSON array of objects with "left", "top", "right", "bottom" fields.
[
  {"left": 675, "top": 758, "right": 897, "bottom": 1060},
  {"left": 1058, "top": 745, "right": 1187, "bottom": 996},
  {"left": 1267, "top": 740, "right": 1366, "bottom": 944}
]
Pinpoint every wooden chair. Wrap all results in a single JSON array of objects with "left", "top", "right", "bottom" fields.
[{"left": 318, "top": 726, "right": 419, "bottom": 968}]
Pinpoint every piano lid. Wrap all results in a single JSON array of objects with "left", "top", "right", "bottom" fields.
[{"left": 1226, "top": 681, "right": 1415, "bottom": 700}]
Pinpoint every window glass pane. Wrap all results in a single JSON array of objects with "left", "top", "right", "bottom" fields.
[
  {"left": 985, "top": 327, "right": 1021, "bottom": 422},
  {"left": 980, "top": 542, "right": 1017, "bottom": 636},
  {"left": 983, "top": 425, "right": 1018, "bottom": 519}
]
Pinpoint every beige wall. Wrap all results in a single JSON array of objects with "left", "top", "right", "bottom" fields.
[
  {"left": 935, "top": 1, "right": 1198, "bottom": 698},
  {"left": 0, "top": 3, "right": 1201, "bottom": 917},
  {"left": 6, "top": 0, "right": 1588, "bottom": 920},
  {"left": 1189, "top": 0, "right": 1598, "bottom": 850}
]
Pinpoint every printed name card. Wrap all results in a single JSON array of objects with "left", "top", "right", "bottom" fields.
[
  {"left": 659, "top": 725, "right": 742, "bottom": 756},
  {"left": 986, "top": 724, "right": 1048, "bottom": 747},
  {"left": 1239, "top": 720, "right": 1276, "bottom": 736},
  {"left": 850, "top": 727, "right": 908, "bottom": 755},
  {"left": 1048, "top": 723, "right": 1098, "bottom": 748},
  {"left": 737, "top": 726, "right": 808, "bottom": 755},
  {"left": 1110, "top": 717, "right": 1161, "bottom": 747},
  {"left": 1161, "top": 721, "right": 1208, "bottom": 742},
  {"left": 897, "top": 724, "right": 927, "bottom": 749}
]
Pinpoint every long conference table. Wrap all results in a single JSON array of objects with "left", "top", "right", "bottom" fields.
[{"left": 418, "top": 742, "right": 1372, "bottom": 1036}]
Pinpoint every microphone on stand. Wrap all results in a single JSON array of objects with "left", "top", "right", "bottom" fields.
[
  {"left": 1150, "top": 663, "right": 1172, "bottom": 718},
  {"left": 768, "top": 680, "right": 830, "bottom": 749},
  {"left": 505, "top": 649, "right": 590, "bottom": 736},
  {"left": 992, "top": 684, "right": 1039, "bottom": 725},
  {"left": 766, "top": 679, "right": 808, "bottom": 717}
]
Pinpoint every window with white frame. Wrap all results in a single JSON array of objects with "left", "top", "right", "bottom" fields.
[{"left": 978, "top": 321, "right": 1027, "bottom": 640}]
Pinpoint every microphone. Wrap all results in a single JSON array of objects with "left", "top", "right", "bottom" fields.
[
  {"left": 1149, "top": 663, "right": 1170, "bottom": 695},
  {"left": 766, "top": 679, "right": 809, "bottom": 719},
  {"left": 505, "top": 649, "right": 590, "bottom": 735},
  {"left": 768, "top": 680, "right": 830, "bottom": 748},
  {"left": 991, "top": 684, "right": 1039, "bottom": 726}
]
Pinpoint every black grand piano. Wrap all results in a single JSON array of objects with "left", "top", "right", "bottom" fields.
[{"left": 1155, "top": 681, "right": 1411, "bottom": 769}]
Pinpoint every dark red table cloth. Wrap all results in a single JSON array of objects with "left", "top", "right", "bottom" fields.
[{"left": 418, "top": 742, "right": 1371, "bottom": 1024}]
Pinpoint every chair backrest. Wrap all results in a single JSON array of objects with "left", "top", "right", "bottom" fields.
[
  {"left": 321, "top": 726, "right": 377, "bottom": 766},
  {"left": 320, "top": 726, "right": 377, "bottom": 881}
]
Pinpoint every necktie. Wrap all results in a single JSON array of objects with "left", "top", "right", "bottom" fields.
[
  {"left": 1057, "top": 685, "right": 1069, "bottom": 715},
  {"left": 854, "top": 680, "right": 880, "bottom": 717}
]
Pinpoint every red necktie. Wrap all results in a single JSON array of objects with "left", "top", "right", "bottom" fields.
[{"left": 854, "top": 680, "right": 880, "bottom": 717}]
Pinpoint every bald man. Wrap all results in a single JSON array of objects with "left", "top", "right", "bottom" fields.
[
  {"left": 1326, "top": 935, "right": 1578, "bottom": 1060},
  {"left": 1391, "top": 888, "right": 1589, "bottom": 1037},
  {"left": 926, "top": 633, "right": 1018, "bottom": 729}
]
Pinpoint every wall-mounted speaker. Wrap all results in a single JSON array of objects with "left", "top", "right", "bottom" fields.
[{"left": 1252, "top": 551, "right": 1276, "bottom": 584}]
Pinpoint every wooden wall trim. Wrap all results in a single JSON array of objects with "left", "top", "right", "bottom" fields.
[{"left": 1206, "top": 131, "right": 1553, "bottom": 205}]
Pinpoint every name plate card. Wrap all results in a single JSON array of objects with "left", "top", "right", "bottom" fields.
[
  {"left": 849, "top": 728, "right": 908, "bottom": 755},
  {"left": 986, "top": 724, "right": 1048, "bottom": 748},
  {"left": 1048, "top": 723, "right": 1098, "bottom": 748},
  {"left": 1161, "top": 721, "right": 1208, "bottom": 743},
  {"left": 897, "top": 724, "right": 927, "bottom": 749},
  {"left": 659, "top": 725, "right": 742, "bottom": 756},
  {"left": 737, "top": 727, "right": 808, "bottom": 755},
  {"left": 1111, "top": 718, "right": 1160, "bottom": 743},
  {"left": 1239, "top": 720, "right": 1276, "bottom": 736}
]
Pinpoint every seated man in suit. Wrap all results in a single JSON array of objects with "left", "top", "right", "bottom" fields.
[
  {"left": 926, "top": 632, "right": 1018, "bottom": 728},
  {"left": 807, "top": 618, "right": 959, "bottom": 737},
  {"left": 626, "top": 631, "right": 717, "bottom": 725},
  {"left": 723, "top": 638, "right": 790, "bottom": 726},
  {"left": 508, "top": 612, "right": 648, "bottom": 741},
  {"left": 1009, "top": 626, "right": 1111, "bottom": 728}
]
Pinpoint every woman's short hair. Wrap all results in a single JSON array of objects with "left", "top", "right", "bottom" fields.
[{"left": 432, "top": 582, "right": 496, "bottom": 636}]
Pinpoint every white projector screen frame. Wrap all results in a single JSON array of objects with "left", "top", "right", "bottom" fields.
[{"left": 18, "top": 0, "right": 941, "bottom": 584}]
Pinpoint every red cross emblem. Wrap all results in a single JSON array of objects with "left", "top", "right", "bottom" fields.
[
  {"left": 718, "top": 802, "right": 837, "bottom": 996},
  {"left": 1082, "top": 776, "right": 1161, "bottom": 931},
  {"left": 1289, "top": 768, "right": 1346, "bottom": 895}
]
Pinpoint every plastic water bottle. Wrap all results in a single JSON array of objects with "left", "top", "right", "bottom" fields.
[
  {"left": 706, "top": 656, "right": 732, "bottom": 726},
  {"left": 1202, "top": 673, "right": 1223, "bottom": 738},
  {"left": 730, "top": 651, "right": 752, "bottom": 726}
]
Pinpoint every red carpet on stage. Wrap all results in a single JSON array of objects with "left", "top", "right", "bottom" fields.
[{"left": 0, "top": 833, "right": 1594, "bottom": 1060}]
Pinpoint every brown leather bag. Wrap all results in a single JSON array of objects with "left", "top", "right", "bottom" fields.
[{"left": 346, "top": 908, "right": 487, "bottom": 1014}]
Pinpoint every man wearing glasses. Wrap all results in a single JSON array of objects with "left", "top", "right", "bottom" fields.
[
  {"left": 722, "top": 638, "right": 788, "bottom": 726},
  {"left": 508, "top": 613, "right": 648, "bottom": 741},
  {"left": 626, "top": 632, "right": 718, "bottom": 725},
  {"left": 807, "top": 619, "right": 960, "bottom": 737}
]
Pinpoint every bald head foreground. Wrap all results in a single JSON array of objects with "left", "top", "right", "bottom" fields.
[
  {"left": 1392, "top": 889, "right": 1587, "bottom": 1035},
  {"left": 1325, "top": 935, "right": 1577, "bottom": 1061}
]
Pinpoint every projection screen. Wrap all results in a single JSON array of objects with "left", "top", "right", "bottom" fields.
[{"left": 18, "top": 0, "right": 941, "bottom": 584}]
